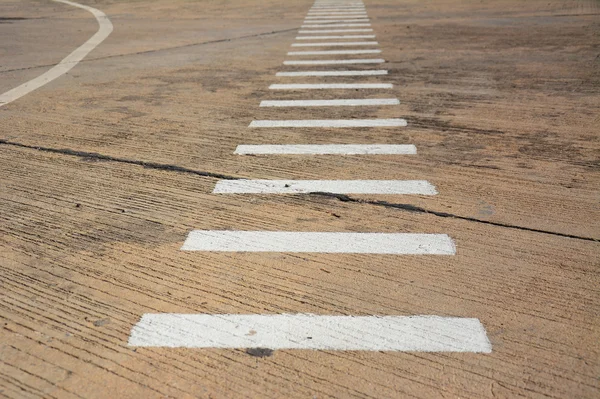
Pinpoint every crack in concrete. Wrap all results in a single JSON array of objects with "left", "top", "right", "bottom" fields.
[
  {"left": 0, "top": 139, "right": 239, "bottom": 180},
  {"left": 0, "top": 27, "right": 299, "bottom": 75},
  {"left": 308, "top": 192, "right": 599, "bottom": 242},
  {"left": 1, "top": 139, "right": 597, "bottom": 243}
]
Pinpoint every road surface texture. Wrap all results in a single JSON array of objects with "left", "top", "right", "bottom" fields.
[{"left": 1, "top": 0, "right": 599, "bottom": 398}]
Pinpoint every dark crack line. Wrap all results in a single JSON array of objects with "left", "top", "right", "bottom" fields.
[
  {"left": 0, "top": 27, "right": 299, "bottom": 75},
  {"left": 0, "top": 139, "right": 240, "bottom": 180},
  {"left": 308, "top": 192, "right": 599, "bottom": 243},
  {"left": 1, "top": 139, "right": 597, "bottom": 243}
]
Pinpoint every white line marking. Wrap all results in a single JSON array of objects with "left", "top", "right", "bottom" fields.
[
  {"left": 296, "top": 35, "right": 376, "bottom": 39},
  {"left": 305, "top": 18, "right": 370, "bottom": 22},
  {"left": 180, "top": 231, "right": 456, "bottom": 254},
  {"left": 276, "top": 70, "right": 387, "bottom": 76},
  {"left": 259, "top": 99, "right": 399, "bottom": 107},
  {"left": 288, "top": 50, "right": 381, "bottom": 55},
  {"left": 249, "top": 119, "right": 407, "bottom": 128},
  {"left": 129, "top": 314, "right": 490, "bottom": 352},
  {"left": 307, "top": 12, "right": 368, "bottom": 15},
  {"left": 213, "top": 180, "right": 436, "bottom": 195},
  {"left": 291, "top": 42, "right": 378, "bottom": 47},
  {"left": 269, "top": 83, "right": 392, "bottom": 89},
  {"left": 0, "top": 0, "right": 113, "bottom": 107},
  {"left": 302, "top": 24, "right": 371, "bottom": 28},
  {"left": 306, "top": 14, "right": 368, "bottom": 18},
  {"left": 283, "top": 59, "right": 384, "bottom": 65},
  {"left": 234, "top": 144, "right": 417, "bottom": 155},
  {"left": 298, "top": 29, "right": 373, "bottom": 33}
]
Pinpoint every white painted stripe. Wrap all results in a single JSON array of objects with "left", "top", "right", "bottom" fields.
[
  {"left": 305, "top": 18, "right": 369, "bottom": 21},
  {"left": 302, "top": 24, "right": 371, "bottom": 28},
  {"left": 288, "top": 50, "right": 381, "bottom": 55},
  {"left": 234, "top": 144, "right": 417, "bottom": 155},
  {"left": 269, "top": 83, "right": 392, "bottom": 89},
  {"left": 295, "top": 35, "right": 376, "bottom": 39},
  {"left": 276, "top": 70, "right": 387, "bottom": 76},
  {"left": 291, "top": 42, "right": 378, "bottom": 47},
  {"left": 181, "top": 231, "right": 455, "bottom": 254},
  {"left": 306, "top": 14, "right": 368, "bottom": 18},
  {"left": 213, "top": 180, "right": 436, "bottom": 195},
  {"left": 307, "top": 12, "right": 368, "bottom": 15},
  {"left": 259, "top": 99, "right": 399, "bottom": 107},
  {"left": 128, "top": 314, "right": 490, "bottom": 351},
  {"left": 0, "top": 0, "right": 113, "bottom": 107},
  {"left": 249, "top": 119, "right": 407, "bottom": 128},
  {"left": 283, "top": 59, "right": 384, "bottom": 65},
  {"left": 298, "top": 29, "right": 373, "bottom": 33}
]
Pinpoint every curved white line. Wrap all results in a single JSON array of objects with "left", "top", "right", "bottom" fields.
[{"left": 0, "top": 0, "right": 113, "bottom": 107}]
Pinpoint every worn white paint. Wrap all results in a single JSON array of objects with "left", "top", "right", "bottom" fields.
[
  {"left": 305, "top": 15, "right": 368, "bottom": 19},
  {"left": 259, "top": 99, "right": 398, "bottom": 107},
  {"left": 181, "top": 231, "right": 456, "bottom": 254},
  {"left": 0, "top": 0, "right": 113, "bottom": 107},
  {"left": 307, "top": 12, "right": 368, "bottom": 15},
  {"left": 283, "top": 59, "right": 383, "bottom": 65},
  {"left": 288, "top": 49, "right": 380, "bottom": 55},
  {"left": 128, "top": 314, "right": 490, "bottom": 352},
  {"left": 234, "top": 144, "right": 417, "bottom": 155},
  {"left": 302, "top": 23, "right": 371, "bottom": 28},
  {"left": 298, "top": 29, "right": 373, "bottom": 33},
  {"left": 276, "top": 70, "right": 387, "bottom": 76},
  {"left": 249, "top": 119, "right": 407, "bottom": 127},
  {"left": 296, "top": 35, "right": 375, "bottom": 39},
  {"left": 213, "top": 180, "right": 436, "bottom": 195},
  {"left": 291, "top": 42, "right": 378, "bottom": 47},
  {"left": 269, "top": 83, "right": 392, "bottom": 89},
  {"left": 304, "top": 19, "right": 370, "bottom": 23}
]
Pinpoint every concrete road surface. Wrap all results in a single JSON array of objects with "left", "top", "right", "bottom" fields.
[{"left": 1, "top": 0, "right": 599, "bottom": 397}]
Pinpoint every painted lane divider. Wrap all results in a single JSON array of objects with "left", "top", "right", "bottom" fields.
[
  {"left": 305, "top": 15, "right": 369, "bottom": 19},
  {"left": 295, "top": 35, "right": 376, "bottom": 39},
  {"left": 283, "top": 59, "right": 383, "bottom": 65},
  {"left": 298, "top": 29, "right": 373, "bottom": 33},
  {"left": 307, "top": 12, "right": 369, "bottom": 15},
  {"left": 234, "top": 144, "right": 417, "bottom": 155},
  {"left": 180, "top": 231, "right": 456, "bottom": 254},
  {"left": 128, "top": 314, "right": 491, "bottom": 352},
  {"left": 212, "top": 180, "right": 437, "bottom": 195},
  {"left": 249, "top": 119, "right": 407, "bottom": 128},
  {"left": 276, "top": 70, "right": 387, "bottom": 76},
  {"left": 259, "top": 98, "right": 398, "bottom": 107},
  {"left": 269, "top": 83, "right": 391, "bottom": 89},
  {"left": 259, "top": 99, "right": 398, "bottom": 107},
  {"left": 302, "top": 24, "right": 372, "bottom": 28},
  {"left": 288, "top": 49, "right": 380, "bottom": 55},
  {"left": 304, "top": 19, "right": 370, "bottom": 23},
  {"left": 291, "top": 42, "right": 378, "bottom": 47},
  {"left": 0, "top": 0, "right": 113, "bottom": 107}
]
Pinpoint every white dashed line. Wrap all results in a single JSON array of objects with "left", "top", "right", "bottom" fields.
[
  {"left": 0, "top": 0, "right": 113, "bottom": 107},
  {"left": 213, "top": 180, "right": 437, "bottom": 195},
  {"left": 180, "top": 231, "right": 456, "bottom": 254},
  {"left": 296, "top": 35, "right": 375, "bottom": 39},
  {"left": 288, "top": 49, "right": 381, "bottom": 55},
  {"left": 259, "top": 99, "right": 398, "bottom": 107},
  {"left": 302, "top": 24, "right": 371, "bottom": 28},
  {"left": 276, "top": 70, "right": 387, "bottom": 76},
  {"left": 269, "top": 83, "right": 392, "bottom": 89},
  {"left": 291, "top": 42, "right": 378, "bottom": 47},
  {"left": 249, "top": 119, "right": 407, "bottom": 127},
  {"left": 234, "top": 144, "right": 417, "bottom": 155},
  {"left": 298, "top": 29, "right": 373, "bottom": 33},
  {"left": 128, "top": 314, "right": 491, "bottom": 352},
  {"left": 283, "top": 59, "right": 384, "bottom": 65}
]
